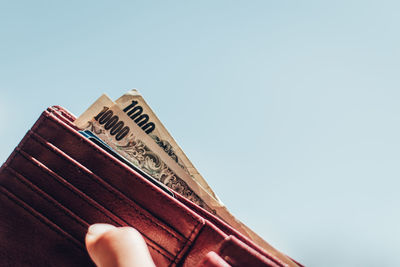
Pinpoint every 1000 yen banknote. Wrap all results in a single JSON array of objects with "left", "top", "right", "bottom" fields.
[{"left": 115, "top": 90, "right": 218, "bottom": 200}]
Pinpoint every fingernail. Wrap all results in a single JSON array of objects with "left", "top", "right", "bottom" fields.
[{"left": 87, "top": 223, "right": 116, "bottom": 236}]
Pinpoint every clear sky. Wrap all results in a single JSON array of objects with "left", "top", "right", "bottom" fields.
[{"left": 1, "top": 1, "right": 399, "bottom": 266}]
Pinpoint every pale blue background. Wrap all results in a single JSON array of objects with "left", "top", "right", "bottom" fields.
[{"left": 1, "top": 1, "right": 399, "bottom": 266}]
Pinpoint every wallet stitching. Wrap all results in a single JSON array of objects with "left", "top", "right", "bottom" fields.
[
  {"left": 0, "top": 186, "right": 84, "bottom": 250},
  {"left": 51, "top": 106, "right": 76, "bottom": 122},
  {"left": 218, "top": 240, "right": 230, "bottom": 258},
  {"left": 18, "top": 146, "right": 175, "bottom": 262},
  {"left": 219, "top": 240, "right": 238, "bottom": 267},
  {"left": 29, "top": 134, "right": 183, "bottom": 245},
  {"left": 44, "top": 114, "right": 200, "bottom": 224},
  {"left": 6, "top": 166, "right": 89, "bottom": 230},
  {"left": 219, "top": 238, "right": 282, "bottom": 267},
  {"left": 32, "top": 120, "right": 186, "bottom": 243},
  {"left": 171, "top": 219, "right": 202, "bottom": 265}
]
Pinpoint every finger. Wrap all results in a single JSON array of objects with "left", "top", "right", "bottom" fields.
[{"left": 85, "top": 223, "right": 155, "bottom": 267}]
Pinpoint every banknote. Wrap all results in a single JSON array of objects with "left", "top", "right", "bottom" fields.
[
  {"left": 115, "top": 90, "right": 218, "bottom": 200},
  {"left": 74, "top": 94, "right": 218, "bottom": 212},
  {"left": 74, "top": 94, "right": 298, "bottom": 267}
]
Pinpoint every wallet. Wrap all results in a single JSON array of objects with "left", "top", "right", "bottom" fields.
[{"left": 0, "top": 106, "right": 302, "bottom": 267}]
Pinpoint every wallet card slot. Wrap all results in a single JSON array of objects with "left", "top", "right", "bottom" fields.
[
  {"left": 0, "top": 186, "right": 95, "bottom": 266},
  {"left": 8, "top": 149, "right": 174, "bottom": 264},
  {"left": 1, "top": 166, "right": 89, "bottom": 244},
  {"left": 2, "top": 164, "right": 175, "bottom": 266},
  {"left": 0, "top": 185, "right": 83, "bottom": 250},
  {"left": 23, "top": 132, "right": 186, "bottom": 254},
  {"left": 14, "top": 140, "right": 176, "bottom": 262},
  {"left": 9, "top": 149, "right": 126, "bottom": 227}
]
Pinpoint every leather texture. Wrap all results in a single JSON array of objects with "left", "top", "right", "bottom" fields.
[{"left": 0, "top": 106, "right": 300, "bottom": 267}]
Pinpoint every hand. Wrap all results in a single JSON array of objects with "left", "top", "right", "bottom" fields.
[{"left": 85, "top": 223, "right": 156, "bottom": 267}]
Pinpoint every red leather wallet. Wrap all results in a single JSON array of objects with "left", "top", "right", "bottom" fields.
[{"left": 0, "top": 106, "right": 302, "bottom": 267}]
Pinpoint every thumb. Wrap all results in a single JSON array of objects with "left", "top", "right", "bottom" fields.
[{"left": 85, "top": 223, "right": 156, "bottom": 267}]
